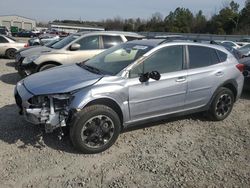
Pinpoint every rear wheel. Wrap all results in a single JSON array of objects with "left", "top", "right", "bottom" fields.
[
  {"left": 38, "top": 64, "right": 58, "bottom": 72},
  {"left": 70, "top": 105, "right": 121, "bottom": 154},
  {"left": 208, "top": 87, "right": 234, "bottom": 121},
  {"left": 6, "top": 49, "right": 16, "bottom": 59}
]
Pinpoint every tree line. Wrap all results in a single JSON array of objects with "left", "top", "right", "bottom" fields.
[{"left": 51, "top": 0, "right": 250, "bottom": 35}]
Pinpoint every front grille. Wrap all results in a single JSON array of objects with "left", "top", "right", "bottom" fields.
[{"left": 15, "top": 91, "right": 22, "bottom": 110}]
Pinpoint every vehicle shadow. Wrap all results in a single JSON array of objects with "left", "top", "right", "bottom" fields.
[
  {"left": 0, "top": 104, "right": 206, "bottom": 154},
  {"left": 0, "top": 72, "right": 21, "bottom": 85},
  {"left": 241, "top": 90, "right": 250, "bottom": 100},
  {"left": 123, "top": 113, "right": 207, "bottom": 133},
  {"left": 0, "top": 104, "right": 79, "bottom": 154},
  {"left": 5, "top": 61, "right": 16, "bottom": 67}
]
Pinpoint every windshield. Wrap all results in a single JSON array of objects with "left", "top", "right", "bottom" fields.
[
  {"left": 51, "top": 34, "right": 80, "bottom": 49},
  {"left": 82, "top": 43, "right": 153, "bottom": 75},
  {"left": 45, "top": 39, "right": 60, "bottom": 47},
  {"left": 5, "top": 35, "right": 16, "bottom": 41}
]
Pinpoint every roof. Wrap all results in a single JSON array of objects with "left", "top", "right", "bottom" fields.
[
  {"left": 127, "top": 39, "right": 165, "bottom": 47},
  {"left": 0, "top": 14, "right": 36, "bottom": 21},
  {"left": 77, "top": 31, "right": 144, "bottom": 38},
  {"left": 50, "top": 22, "right": 104, "bottom": 30}
]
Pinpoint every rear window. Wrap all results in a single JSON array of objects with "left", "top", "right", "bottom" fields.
[
  {"left": 216, "top": 50, "right": 228, "bottom": 62},
  {"left": 188, "top": 46, "right": 220, "bottom": 69}
]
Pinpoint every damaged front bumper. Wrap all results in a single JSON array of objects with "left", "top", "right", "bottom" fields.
[{"left": 14, "top": 81, "right": 69, "bottom": 133}]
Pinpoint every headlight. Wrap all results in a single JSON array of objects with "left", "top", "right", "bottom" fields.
[
  {"left": 51, "top": 94, "right": 72, "bottom": 111},
  {"left": 22, "top": 55, "right": 39, "bottom": 65}
]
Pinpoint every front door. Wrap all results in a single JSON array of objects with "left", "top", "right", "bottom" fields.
[
  {"left": 127, "top": 45, "right": 188, "bottom": 121},
  {"left": 66, "top": 35, "right": 104, "bottom": 64}
]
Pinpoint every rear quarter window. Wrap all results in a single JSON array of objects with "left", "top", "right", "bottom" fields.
[
  {"left": 216, "top": 50, "right": 228, "bottom": 62},
  {"left": 188, "top": 46, "right": 220, "bottom": 69}
]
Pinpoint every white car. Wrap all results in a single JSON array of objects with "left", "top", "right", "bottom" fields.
[
  {"left": 221, "top": 41, "right": 241, "bottom": 49},
  {"left": 0, "top": 35, "right": 26, "bottom": 59}
]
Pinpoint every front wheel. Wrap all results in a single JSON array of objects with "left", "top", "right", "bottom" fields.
[
  {"left": 70, "top": 105, "right": 121, "bottom": 154},
  {"left": 208, "top": 87, "right": 234, "bottom": 121},
  {"left": 38, "top": 64, "right": 57, "bottom": 72}
]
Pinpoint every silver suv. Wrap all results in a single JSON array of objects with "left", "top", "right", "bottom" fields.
[{"left": 15, "top": 39, "right": 244, "bottom": 154}]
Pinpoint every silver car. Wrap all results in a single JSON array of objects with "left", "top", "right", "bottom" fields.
[
  {"left": 16, "top": 31, "right": 144, "bottom": 76},
  {"left": 15, "top": 39, "right": 244, "bottom": 154},
  {"left": 0, "top": 35, "right": 26, "bottom": 59}
]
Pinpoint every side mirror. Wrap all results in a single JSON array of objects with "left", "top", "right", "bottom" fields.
[
  {"left": 139, "top": 72, "right": 149, "bottom": 82},
  {"left": 149, "top": 71, "right": 161, "bottom": 81},
  {"left": 139, "top": 71, "right": 161, "bottom": 83},
  {"left": 70, "top": 43, "right": 80, "bottom": 51}
]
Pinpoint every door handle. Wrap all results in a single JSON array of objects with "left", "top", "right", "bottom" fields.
[
  {"left": 215, "top": 71, "right": 224, "bottom": 76},
  {"left": 176, "top": 77, "right": 186, "bottom": 82}
]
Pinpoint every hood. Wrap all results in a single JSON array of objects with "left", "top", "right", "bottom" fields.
[
  {"left": 23, "top": 64, "right": 103, "bottom": 95},
  {"left": 20, "top": 46, "right": 52, "bottom": 58},
  {"left": 239, "top": 48, "right": 250, "bottom": 56}
]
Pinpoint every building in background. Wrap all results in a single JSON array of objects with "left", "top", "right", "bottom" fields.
[
  {"left": 49, "top": 22, "right": 104, "bottom": 33},
  {"left": 0, "top": 15, "right": 36, "bottom": 31}
]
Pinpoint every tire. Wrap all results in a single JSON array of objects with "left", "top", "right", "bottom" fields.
[
  {"left": 38, "top": 64, "right": 57, "bottom": 72},
  {"left": 208, "top": 87, "right": 235, "bottom": 121},
  {"left": 70, "top": 105, "right": 121, "bottom": 154},
  {"left": 6, "top": 49, "right": 16, "bottom": 59}
]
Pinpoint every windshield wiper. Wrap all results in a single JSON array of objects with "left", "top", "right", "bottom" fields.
[{"left": 78, "top": 64, "right": 103, "bottom": 75}]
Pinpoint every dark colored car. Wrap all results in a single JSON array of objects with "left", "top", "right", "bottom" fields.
[
  {"left": 16, "top": 31, "right": 37, "bottom": 38},
  {"left": 239, "top": 57, "right": 250, "bottom": 90}
]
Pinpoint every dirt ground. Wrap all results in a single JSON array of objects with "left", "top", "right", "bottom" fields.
[{"left": 0, "top": 58, "right": 250, "bottom": 188}]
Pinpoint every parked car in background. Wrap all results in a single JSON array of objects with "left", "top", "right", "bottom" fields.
[
  {"left": 239, "top": 57, "right": 250, "bottom": 90},
  {"left": 16, "top": 30, "right": 37, "bottom": 38},
  {"left": 16, "top": 31, "right": 144, "bottom": 76},
  {"left": 238, "top": 44, "right": 250, "bottom": 57},
  {"left": 15, "top": 39, "right": 244, "bottom": 153},
  {"left": 237, "top": 38, "right": 250, "bottom": 46},
  {"left": 0, "top": 26, "right": 10, "bottom": 36},
  {"left": 28, "top": 34, "right": 60, "bottom": 46},
  {"left": 221, "top": 41, "right": 241, "bottom": 49},
  {"left": 0, "top": 34, "right": 26, "bottom": 59},
  {"left": 15, "top": 38, "right": 61, "bottom": 76},
  {"left": 218, "top": 42, "right": 244, "bottom": 60}
]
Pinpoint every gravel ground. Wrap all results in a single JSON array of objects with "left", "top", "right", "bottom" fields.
[{"left": 0, "top": 58, "right": 250, "bottom": 188}]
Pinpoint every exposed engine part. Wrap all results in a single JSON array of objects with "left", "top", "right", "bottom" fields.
[{"left": 26, "top": 96, "right": 69, "bottom": 133}]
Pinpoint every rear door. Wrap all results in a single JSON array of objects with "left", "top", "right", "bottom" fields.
[{"left": 185, "top": 45, "right": 224, "bottom": 109}]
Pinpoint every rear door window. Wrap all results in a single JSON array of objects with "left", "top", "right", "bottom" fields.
[
  {"left": 102, "top": 35, "right": 123, "bottom": 49},
  {"left": 188, "top": 46, "right": 220, "bottom": 69},
  {"left": 216, "top": 50, "right": 227, "bottom": 62}
]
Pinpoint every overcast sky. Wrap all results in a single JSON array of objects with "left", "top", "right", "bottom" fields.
[{"left": 0, "top": 0, "right": 246, "bottom": 22}]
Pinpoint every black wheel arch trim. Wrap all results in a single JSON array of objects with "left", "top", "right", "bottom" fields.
[
  {"left": 208, "top": 79, "right": 238, "bottom": 108},
  {"left": 36, "top": 61, "right": 62, "bottom": 72}
]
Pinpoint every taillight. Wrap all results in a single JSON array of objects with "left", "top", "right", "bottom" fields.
[
  {"left": 236, "top": 63, "right": 245, "bottom": 72},
  {"left": 24, "top": 43, "right": 29, "bottom": 48}
]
